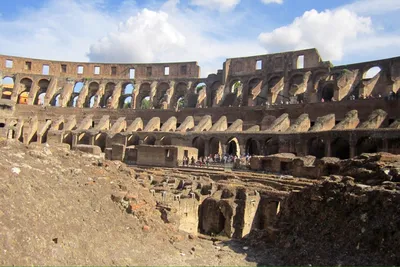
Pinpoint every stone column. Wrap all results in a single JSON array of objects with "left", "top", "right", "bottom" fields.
[
  {"left": 204, "top": 139, "right": 210, "bottom": 157},
  {"left": 324, "top": 137, "right": 332, "bottom": 157}
]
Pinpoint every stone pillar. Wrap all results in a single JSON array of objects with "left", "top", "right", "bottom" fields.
[
  {"left": 132, "top": 81, "right": 140, "bottom": 109},
  {"left": 349, "top": 135, "right": 357, "bottom": 158},
  {"left": 325, "top": 137, "right": 331, "bottom": 157},
  {"left": 149, "top": 81, "right": 158, "bottom": 108},
  {"left": 204, "top": 139, "right": 210, "bottom": 157}
]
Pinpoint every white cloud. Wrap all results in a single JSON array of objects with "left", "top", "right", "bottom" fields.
[
  {"left": 88, "top": 9, "right": 186, "bottom": 63},
  {"left": 88, "top": 0, "right": 265, "bottom": 76},
  {"left": 189, "top": 0, "right": 240, "bottom": 11},
  {"left": 258, "top": 8, "right": 372, "bottom": 61},
  {"left": 261, "top": 0, "right": 283, "bottom": 4},
  {"left": 342, "top": 0, "right": 400, "bottom": 15}
]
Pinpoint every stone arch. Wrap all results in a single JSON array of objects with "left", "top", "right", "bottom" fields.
[
  {"left": 320, "top": 83, "right": 335, "bottom": 102},
  {"left": 246, "top": 78, "right": 262, "bottom": 106},
  {"left": 308, "top": 137, "right": 325, "bottom": 159},
  {"left": 363, "top": 66, "right": 382, "bottom": 80},
  {"left": 331, "top": 137, "right": 350, "bottom": 159},
  {"left": 138, "top": 83, "right": 151, "bottom": 109},
  {"left": 143, "top": 135, "right": 156, "bottom": 145},
  {"left": 226, "top": 137, "right": 240, "bottom": 156},
  {"left": 84, "top": 82, "right": 99, "bottom": 108},
  {"left": 245, "top": 138, "right": 261, "bottom": 156},
  {"left": 50, "top": 93, "right": 61, "bottom": 107},
  {"left": 160, "top": 136, "right": 172, "bottom": 146},
  {"left": 209, "top": 137, "right": 222, "bottom": 157},
  {"left": 18, "top": 78, "right": 33, "bottom": 104},
  {"left": 264, "top": 138, "right": 279, "bottom": 156},
  {"left": 192, "top": 136, "right": 206, "bottom": 158},
  {"left": 123, "top": 82, "right": 134, "bottom": 95},
  {"left": 154, "top": 82, "right": 169, "bottom": 109},
  {"left": 230, "top": 80, "right": 242, "bottom": 94},
  {"left": 34, "top": 79, "right": 50, "bottom": 105},
  {"left": 71, "top": 95, "right": 79, "bottom": 107},
  {"left": 127, "top": 135, "right": 140, "bottom": 146},
  {"left": 210, "top": 81, "right": 222, "bottom": 107},
  {"left": 1, "top": 76, "right": 14, "bottom": 100},
  {"left": 171, "top": 82, "right": 187, "bottom": 109},
  {"left": 356, "top": 137, "right": 381, "bottom": 155},
  {"left": 100, "top": 82, "right": 115, "bottom": 108},
  {"left": 73, "top": 82, "right": 84, "bottom": 93},
  {"left": 121, "top": 96, "right": 132, "bottom": 109},
  {"left": 198, "top": 198, "right": 227, "bottom": 236}
]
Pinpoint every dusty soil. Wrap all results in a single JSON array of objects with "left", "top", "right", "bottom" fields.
[
  {"left": 0, "top": 140, "right": 260, "bottom": 266},
  {"left": 2, "top": 140, "right": 399, "bottom": 266}
]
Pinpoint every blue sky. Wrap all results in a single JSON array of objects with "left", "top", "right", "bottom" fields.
[{"left": 0, "top": 0, "right": 399, "bottom": 76}]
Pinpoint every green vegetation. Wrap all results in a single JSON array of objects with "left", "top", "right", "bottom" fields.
[{"left": 141, "top": 98, "right": 151, "bottom": 109}]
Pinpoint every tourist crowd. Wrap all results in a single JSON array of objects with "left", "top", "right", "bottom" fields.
[{"left": 181, "top": 153, "right": 252, "bottom": 168}]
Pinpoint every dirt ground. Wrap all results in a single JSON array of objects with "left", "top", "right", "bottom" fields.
[
  {"left": 1, "top": 140, "right": 399, "bottom": 266},
  {"left": 0, "top": 140, "right": 266, "bottom": 266}
]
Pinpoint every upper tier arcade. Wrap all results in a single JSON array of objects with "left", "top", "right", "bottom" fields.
[{"left": 0, "top": 48, "right": 399, "bottom": 110}]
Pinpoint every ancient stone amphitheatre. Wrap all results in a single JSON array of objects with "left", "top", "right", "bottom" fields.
[{"left": 0, "top": 49, "right": 399, "bottom": 265}]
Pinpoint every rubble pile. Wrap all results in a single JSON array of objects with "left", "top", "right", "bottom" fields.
[{"left": 274, "top": 176, "right": 400, "bottom": 265}]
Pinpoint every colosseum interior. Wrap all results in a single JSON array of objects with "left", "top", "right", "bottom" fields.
[{"left": 1, "top": 48, "right": 400, "bottom": 253}]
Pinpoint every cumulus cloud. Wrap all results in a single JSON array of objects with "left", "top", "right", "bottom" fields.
[
  {"left": 88, "top": 9, "right": 186, "bottom": 63},
  {"left": 342, "top": 0, "right": 400, "bottom": 15},
  {"left": 261, "top": 0, "right": 283, "bottom": 4},
  {"left": 189, "top": 0, "right": 240, "bottom": 11},
  {"left": 87, "top": 0, "right": 265, "bottom": 76},
  {"left": 258, "top": 9, "right": 372, "bottom": 60}
]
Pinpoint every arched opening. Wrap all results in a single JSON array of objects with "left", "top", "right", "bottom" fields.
[
  {"left": 226, "top": 137, "right": 240, "bottom": 156},
  {"left": 154, "top": 82, "right": 170, "bottom": 109},
  {"left": 36, "top": 93, "right": 46, "bottom": 106},
  {"left": 176, "top": 96, "right": 185, "bottom": 109},
  {"left": 73, "top": 82, "right": 84, "bottom": 93},
  {"left": 331, "top": 138, "right": 350, "bottom": 159},
  {"left": 308, "top": 137, "right": 325, "bottom": 159},
  {"left": 34, "top": 79, "right": 50, "bottom": 105},
  {"left": 1, "top": 77, "right": 14, "bottom": 100},
  {"left": 141, "top": 96, "right": 151, "bottom": 109},
  {"left": 356, "top": 137, "right": 380, "bottom": 155},
  {"left": 209, "top": 137, "right": 222, "bottom": 157},
  {"left": 246, "top": 79, "right": 262, "bottom": 106},
  {"left": 264, "top": 138, "right": 279, "bottom": 156},
  {"left": 18, "top": 78, "right": 33, "bottom": 104},
  {"left": 144, "top": 136, "right": 156, "bottom": 145},
  {"left": 196, "top": 83, "right": 206, "bottom": 94},
  {"left": 89, "top": 95, "right": 96, "bottom": 108},
  {"left": 85, "top": 82, "right": 99, "bottom": 108},
  {"left": 72, "top": 95, "right": 79, "bottom": 107},
  {"left": 192, "top": 137, "right": 206, "bottom": 158},
  {"left": 321, "top": 83, "right": 334, "bottom": 102},
  {"left": 363, "top": 66, "right": 381, "bottom": 80},
  {"left": 231, "top": 81, "right": 241, "bottom": 94},
  {"left": 198, "top": 198, "right": 227, "bottom": 236},
  {"left": 50, "top": 94, "right": 61, "bottom": 107},
  {"left": 122, "top": 96, "right": 132, "bottom": 109},
  {"left": 160, "top": 136, "right": 172, "bottom": 146},
  {"left": 246, "top": 138, "right": 260, "bottom": 156},
  {"left": 127, "top": 135, "right": 140, "bottom": 146},
  {"left": 100, "top": 82, "right": 115, "bottom": 108},
  {"left": 123, "top": 83, "right": 134, "bottom": 95}
]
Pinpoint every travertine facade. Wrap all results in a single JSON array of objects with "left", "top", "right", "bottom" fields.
[{"left": 0, "top": 48, "right": 399, "bottom": 161}]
